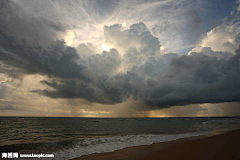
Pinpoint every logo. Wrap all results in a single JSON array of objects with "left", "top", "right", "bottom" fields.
[{"left": 2, "top": 152, "right": 18, "bottom": 158}]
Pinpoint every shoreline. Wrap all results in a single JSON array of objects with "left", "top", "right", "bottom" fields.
[{"left": 73, "top": 127, "right": 240, "bottom": 160}]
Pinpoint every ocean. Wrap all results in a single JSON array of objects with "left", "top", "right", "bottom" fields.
[{"left": 1, "top": 117, "right": 240, "bottom": 159}]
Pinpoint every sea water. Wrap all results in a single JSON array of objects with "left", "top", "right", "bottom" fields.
[{"left": 1, "top": 117, "right": 240, "bottom": 159}]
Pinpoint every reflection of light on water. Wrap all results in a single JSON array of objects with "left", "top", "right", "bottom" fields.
[{"left": 101, "top": 43, "right": 111, "bottom": 51}]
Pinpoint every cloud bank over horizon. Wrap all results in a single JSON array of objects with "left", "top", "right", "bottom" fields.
[{"left": 0, "top": 0, "right": 240, "bottom": 117}]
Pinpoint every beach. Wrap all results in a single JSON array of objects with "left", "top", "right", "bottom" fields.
[
  {"left": 75, "top": 128, "right": 240, "bottom": 160},
  {"left": 2, "top": 117, "right": 240, "bottom": 160}
]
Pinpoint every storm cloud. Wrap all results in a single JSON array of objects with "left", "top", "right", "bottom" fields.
[{"left": 0, "top": 0, "right": 240, "bottom": 111}]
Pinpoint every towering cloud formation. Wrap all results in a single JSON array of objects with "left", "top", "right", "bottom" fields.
[{"left": 0, "top": 0, "right": 240, "bottom": 111}]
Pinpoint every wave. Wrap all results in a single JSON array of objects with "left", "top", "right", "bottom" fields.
[
  {"left": 194, "top": 118, "right": 240, "bottom": 131},
  {"left": 52, "top": 131, "right": 212, "bottom": 160}
]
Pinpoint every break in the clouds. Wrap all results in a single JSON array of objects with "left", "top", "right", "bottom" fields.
[{"left": 0, "top": 0, "right": 240, "bottom": 117}]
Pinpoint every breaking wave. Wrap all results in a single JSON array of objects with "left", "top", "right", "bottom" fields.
[{"left": 52, "top": 131, "right": 212, "bottom": 160}]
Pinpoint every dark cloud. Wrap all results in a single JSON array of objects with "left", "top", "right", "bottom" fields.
[
  {"left": 200, "top": 47, "right": 234, "bottom": 60},
  {"left": 128, "top": 46, "right": 240, "bottom": 108},
  {"left": 37, "top": 44, "right": 240, "bottom": 108},
  {"left": 0, "top": 36, "right": 87, "bottom": 80},
  {"left": 86, "top": 49, "right": 121, "bottom": 76},
  {"left": 35, "top": 72, "right": 131, "bottom": 104},
  {"left": 0, "top": 1, "right": 64, "bottom": 46},
  {"left": 0, "top": 1, "right": 87, "bottom": 81},
  {"left": 0, "top": 0, "right": 240, "bottom": 110}
]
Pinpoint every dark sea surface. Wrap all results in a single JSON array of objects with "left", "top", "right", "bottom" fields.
[{"left": 1, "top": 117, "right": 240, "bottom": 159}]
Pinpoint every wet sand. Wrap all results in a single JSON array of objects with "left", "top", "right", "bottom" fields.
[{"left": 73, "top": 129, "right": 240, "bottom": 160}]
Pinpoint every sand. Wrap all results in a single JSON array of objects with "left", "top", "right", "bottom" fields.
[{"left": 73, "top": 129, "right": 240, "bottom": 160}]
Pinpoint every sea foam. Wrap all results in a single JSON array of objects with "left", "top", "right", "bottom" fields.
[{"left": 52, "top": 131, "right": 212, "bottom": 160}]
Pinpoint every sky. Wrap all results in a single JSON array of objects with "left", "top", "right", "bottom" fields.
[{"left": 0, "top": 0, "right": 240, "bottom": 117}]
